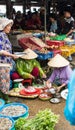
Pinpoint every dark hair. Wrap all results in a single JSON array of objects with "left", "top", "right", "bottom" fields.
[
  {"left": 63, "top": 5, "right": 72, "bottom": 15},
  {"left": 49, "top": 13, "right": 57, "bottom": 20}
]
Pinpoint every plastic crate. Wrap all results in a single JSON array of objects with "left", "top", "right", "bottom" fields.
[
  {"left": 30, "top": 37, "right": 46, "bottom": 48},
  {"left": 60, "top": 45, "right": 74, "bottom": 57},
  {"left": 33, "top": 33, "right": 43, "bottom": 38},
  {"left": 46, "top": 40, "right": 65, "bottom": 47},
  {"left": 53, "top": 49, "right": 62, "bottom": 56},
  {"left": 35, "top": 50, "right": 53, "bottom": 60},
  {"left": 18, "top": 37, "right": 41, "bottom": 50}
]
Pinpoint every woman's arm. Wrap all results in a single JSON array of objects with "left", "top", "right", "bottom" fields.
[
  {"left": 0, "top": 50, "right": 19, "bottom": 59},
  {"left": 66, "top": 21, "right": 74, "bottom": 36},
  {"left": 66, "top": 29, "right": 74, "bottom": 37},
  {"left": 57, "top": 66, "right": 72, "bottom": 92},
  {"left": 34, "top": 60, "right": 46, "bottom": 78},
  {"left": 57, "top": 83, "right": 66, "bottom": 92},
  {"left": 16, "top": 59, "right": 34, "bottom": 79},
  {"left": 46, "top": 70, "right": 56, "bottom": 88}
]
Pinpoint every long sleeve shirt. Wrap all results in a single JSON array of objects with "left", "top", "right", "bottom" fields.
[
  {"left": 49, "top": 65, "right": 72, "bottom": 85},
  {"left": 0, "top": 31, "right": 12, "bottom": 63},
  {"left": 16, "top": 58, "right": 44, "bottom": 79}
]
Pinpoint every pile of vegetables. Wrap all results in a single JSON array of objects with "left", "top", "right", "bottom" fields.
[{"left": 15, "top": 109, "right": 59, "bottom": 130}]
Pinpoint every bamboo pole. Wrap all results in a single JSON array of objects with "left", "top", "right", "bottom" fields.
[{"left": 44, "top": 0, "right": 47, "bottom": 44}]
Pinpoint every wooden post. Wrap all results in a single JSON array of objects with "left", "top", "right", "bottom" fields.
[
  {"left": 23, "top": 0, "right": 26, "bottom": 14},
  {"left": 6, "top": 0, "right": 13, "bottom": 19},
  {"left": 47, "top": 0, "right": 51, "bottom": 15},
  {"left": 44, "top": 0, "right": 47, "bottom": 44}
]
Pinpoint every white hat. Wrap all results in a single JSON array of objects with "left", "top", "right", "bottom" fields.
[
  {"left": 48, "top": 54, "right": 69, "bottom": 68},
  {"left": 0, "top": 17, "right": 13, "bottom": 30},
  {"left": 21, "top": 48, "right": 38, "bottom": 60}
]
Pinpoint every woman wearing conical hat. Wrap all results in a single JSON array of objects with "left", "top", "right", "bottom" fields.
[
  {"left": 11, "top": 48, "right": 46, "bottom": 80},
  {"left": 46, "top": 54, "right": 72, "bottom": 92}
]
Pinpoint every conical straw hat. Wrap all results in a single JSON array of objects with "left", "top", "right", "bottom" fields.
[
  {"left": 21, "top": 48, "right": 38, "bottom": 60},
  {"left": 48, "top": 54, "right": 69, "bottom": 68}
]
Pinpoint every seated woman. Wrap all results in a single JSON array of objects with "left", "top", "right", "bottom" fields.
[
  {"left": 46, "top": 54, "right": 72, "bottom": 92},
  {"left": 12, "top": 48, "right": 46, "bottom": 80},
  {"left": 49, "top": 14, "right": 62, "bottom": 34}
]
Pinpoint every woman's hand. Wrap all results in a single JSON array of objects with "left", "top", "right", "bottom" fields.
[
  {"left": 42, "top": 74, "right": 47, "bottom": 79},
  {"left": 46, "top": 80, "right": 52, "bottom": 88},
  {"left": 56, "top": 83, "right": 66, "bottom": 92},
  {"left": 12, "top": 54, "right": 20, "bottom": 60},
  {"left": 56, "top": 86, "right": 61, "bottom": 93},
  {"left": 29, "top": 74, "right": 35, "bottom": 79}
]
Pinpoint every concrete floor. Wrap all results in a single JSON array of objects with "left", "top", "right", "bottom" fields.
[{"left": 10, "top": 97, "right": 75, "bottom": 130}]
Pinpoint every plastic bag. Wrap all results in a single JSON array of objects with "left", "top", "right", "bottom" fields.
[
  {"left": 50, "top": 35, "right": 66, "bottom": 41},
  {"left": 64, "top": 70, "right": 75, "bottom": 125}
]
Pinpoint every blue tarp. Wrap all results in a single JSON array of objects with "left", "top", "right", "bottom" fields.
[{"left": 64, "top": 70, "right": 75, "bottom": 125}]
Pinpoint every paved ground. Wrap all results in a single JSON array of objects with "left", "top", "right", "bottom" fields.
[{"left": 10, "top": 96, "right": 75, "bottom": 130}]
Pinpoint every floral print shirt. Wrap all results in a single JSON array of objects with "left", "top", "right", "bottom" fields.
[{"left": 0, "top": 31, "right": 12, "bottom": 63}]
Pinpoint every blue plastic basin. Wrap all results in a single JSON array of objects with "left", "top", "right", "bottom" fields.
[
  {"left": 0, "top": 115, "right": 14, "bottom": 130},
  {"left": 0, "top": 98, "right": 5, "bottom": 110},
  {"left": 0, "top": 102, "right": 29, "bottom": 120}
]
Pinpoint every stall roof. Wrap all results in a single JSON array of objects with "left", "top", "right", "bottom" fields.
[
  {"left": 0, "top": 0, "right": 44, "bottom": 5},
  {"left": 0, "top": 0, "right": 75, "bottom": 5}
]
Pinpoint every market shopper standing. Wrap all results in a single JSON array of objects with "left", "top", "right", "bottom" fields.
[
  {"left": 0, "top": 18, "right": 19, "bottom": 103},
  {"left": 62, "top": 9, "right": 75, "bottom": 36},
  {"left": 49, "top": 14, "right": 62, "bottom": 34}
]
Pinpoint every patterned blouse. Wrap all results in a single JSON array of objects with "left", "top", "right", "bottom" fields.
[{"left": 0, "top": 31, "right": 12, "bottom": 63}]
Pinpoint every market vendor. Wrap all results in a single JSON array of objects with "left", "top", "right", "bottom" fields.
[
  {"left": 46, "top": 54, "right": 72, "bottom": 92},
  {"left": 62, "top": 9, "right": 75, "bottom": 36},
  {"left": 12, "top": 48, "right": 46, "bottom": 80},
  {"left": 49, "top": 14, "right": 62, "bottom": 34},
  {"left": 0, "top": 17, "right": 19, "bottom": 102}
]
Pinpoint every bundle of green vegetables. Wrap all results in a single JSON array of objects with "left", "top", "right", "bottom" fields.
[{"left": 15, "top": 109, "right": 59, "bottom": 130}]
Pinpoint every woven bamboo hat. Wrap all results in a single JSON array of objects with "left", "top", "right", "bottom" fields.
[
  {"left": 21, "top": 48, "right": 38, "bottom": 60},
  {"left": 48, "top": 54, "right": 69, "bottom": 68}
]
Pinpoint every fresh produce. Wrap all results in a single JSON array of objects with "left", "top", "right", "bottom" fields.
[
  {"left": 0, "top": 117, "right": 12, "bottom": 130},
  {"left": 30, "top": 37, "right": 46, "bottom": 47},
  {"left": 15, "top": 109, "right": 59, "bottom": 130},
  {"left": 39, "top": 93, "right": 52, "bottom": 101},
  {"left": 14, "top": 118, "right": 27, "bottom": 130},
  {"left": 0, "top": 105, "right": 26, "bottom": 117},
  {"left": 20, "top": 87, "right": 41, "bottom": 96},
  {"left": 40, "top": 48, "right": 49, "bottom": 54}
]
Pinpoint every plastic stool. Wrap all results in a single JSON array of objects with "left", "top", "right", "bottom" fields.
[{"left": 22, "top": 79, "right": 32, "bottom": 86}]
